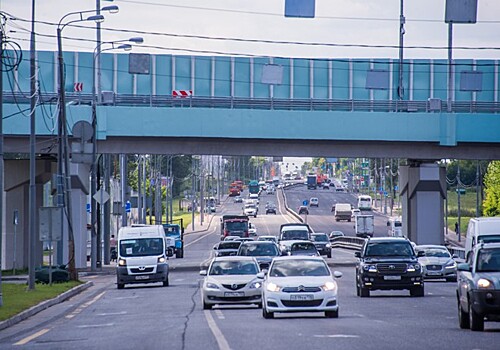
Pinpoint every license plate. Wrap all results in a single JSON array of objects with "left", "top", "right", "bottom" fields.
[
  {"left": 224, "top": 292, "right": 244, "bottom": 297},
  {"left": 427, "top": 272, "right": 441, "bottom": 276},
  {"left": 384, "top": 275, "right": 401, "bottom": 280},
  {"left": 290, "top": 294, "right": 313, "bottom": 301},
  {"left": 135, "top": 275, "right": 150, "bottom": 280}
]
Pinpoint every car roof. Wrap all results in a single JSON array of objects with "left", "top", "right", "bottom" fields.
[
  {"left": 366, "top": 237, "right": 410, "bottom": 243},
  {"left": 311, "top": 232, "right": 327, "bottom": 236},
  {"left": 476, "top": 242, "right": 500, "bottom": 250},
  {"left": 240, "top": 240, "right": 276, "bottom": 246},
  {"left": 271, "top": 255, "right": 324, "bottom": 262},
  {"left": 416, "top": 245, "right": 448, "bottom": 250},
  {"left": 212, "top": 256, "right": 257, "bottom": 262}
]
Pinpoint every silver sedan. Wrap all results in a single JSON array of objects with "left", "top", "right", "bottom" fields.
[{"left": 416, "top": 245, "right": 458, "bottom": 282}]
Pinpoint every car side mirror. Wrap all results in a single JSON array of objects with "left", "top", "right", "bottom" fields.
[
  {"left": 386, "top": 221, "right": 390, "bottom": 226},
  {"left": 457, "top": 263, "right": 471, "bottom": 272},
  {"left": 354, "top": 251, "right": 361, "bottom": 258},
  {"left": 199, "top": 270, "right": 207, "bottom": 276},
  {"left": 333, "top": 271, "right": 343, "bottom": 278},
  {"left": 417, "top": 251, "right": 425, "bottom": 257},
  {"left": 256, "top": 272, "right": 266, "bottom": 279},
  {"left": 213, "top": 245, "right": 218, "bottom": 250},
  {"left": 452, "top": 254, "right": 458, "bottom": 259},
  {"left": 166, "top": 249, "right": 174, "bottom": 257}
]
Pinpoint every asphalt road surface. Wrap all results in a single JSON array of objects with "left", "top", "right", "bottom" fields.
[{"left": 1, "top": 187, "right": 498, "bottom": 349}]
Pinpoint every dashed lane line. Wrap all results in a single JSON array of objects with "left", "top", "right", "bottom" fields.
[
  {"left": 204, "top": 310, "right": 231, "bottom": 350},
  {"left": 214, "top": 309, "right": 225, "bottom": 320},
  {"left": 65, "top": 291, "right": 105, "bottom": 319},
  {"left": 13, "top": 328, "right": 51, "bottom": 346}
]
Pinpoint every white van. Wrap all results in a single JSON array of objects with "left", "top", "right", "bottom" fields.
[
  {"left": 116, "top": 225, "right": 169, "bottom": 289},
  {"left": 387, "top": 217, "right": 403, "bottom": 237},
  {"left": 465, "top": 217, "right": 500, "bottom": 259}
]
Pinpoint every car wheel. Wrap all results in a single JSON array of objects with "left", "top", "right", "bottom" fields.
[
  {"left": 203, "top": 301, "right": 213, "bottom": 310},
  {"left": 256, "top": 303, "right": 263, "bottom": 308},
  {"left": 117, "top": 283, "right": 124, "bottom": 290},
  {"left": 360, "top": 287, "right": 370, "bottom": 297},
  {"left": 410, "top": 286, "right": 424, "bottom": 297},
  {"left": 176, "top": 249, "right": 182, "bottom": 258},
  {"left": 325, "top": 309, "right": 338, "bottom": 318},
  {"left": 262, "top": 306, "right": 274, "bottom": 319},
  {"left": 254, "top": 215, "right": 257, "bottom": 218},
  {"left": 163, "top": 276, "right": 169, "bottom": 287},
  {"left": 469, "top": 302, "right": 484, "bottom": 331},
  {"left": 458, "top": 297, "right": 470, "bottom": 329},
  {"left": 356, "top": 284, "right": 360, "bottom": 297},
  {"left": 446, "top": 276, "right": 457, "bottom": 282},
  {"left": 327, "top": 251, "right": 332, "bottom": 258}
]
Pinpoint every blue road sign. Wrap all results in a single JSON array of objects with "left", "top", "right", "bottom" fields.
[
  {"left": 303, "top": 200, "right": 308, "bottom": 206},
  {"left": 86, "top": 203, "right": 91, "bottom": 213},
  {"left": 125, "top": 200, "right": 131, "bottom": 213}
]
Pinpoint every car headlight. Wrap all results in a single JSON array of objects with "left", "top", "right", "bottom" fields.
[
  {"left": 266, "top": 282, "right": 281, "bottom": 292},
  {"left": 118, "top": 259, "right": 127, "bottom": 266},
  {"left": 407, "top": 264, "right": 420, "bottom": 272},
  {"left": 158, "top": 256, "right": 166, "bottom": 263},
  {"left": 326, "top": 244, "right": 331, "bottom": 248},
  {"left": 205, "top": 282, "right": 220, "bottom": 290},
  {"left": 363, "top": 264, "right": 377, "bottom": 273},
  {"left": 249, "top": 281, "right": 262, "bottom": 289},
  {"left": 477, "top": 278, "right": 494, "bottom": 289},
  {"left": 321, "top": 281, "right": 337, "bottom": 292},
  {"left": 445, "top": 261, "right": 457, "bottom": 269}
]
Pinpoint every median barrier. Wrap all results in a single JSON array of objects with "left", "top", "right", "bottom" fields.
[
  {"left": 330, "top": 236, "right": 365, "bottom": 251},
  {"left": 279, "top": 188, "right": 303, "bottom": 223}
]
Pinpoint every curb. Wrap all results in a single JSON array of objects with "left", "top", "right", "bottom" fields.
[{"left": 0, "top": 281, "right": 94, "bottom": 331}]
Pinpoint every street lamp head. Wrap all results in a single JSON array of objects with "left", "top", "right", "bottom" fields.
[
  {"left": 87, "top": 14, "right": 105, "bottom": 23},
  {"left": 102, "top": 5, "right": 119, "bottom": 14},
  {"left": 129, "top": 37, "right": 144, "bottom": 44},
  {"left": 118, "top": 44, "right": 132, "bottom": 51}
]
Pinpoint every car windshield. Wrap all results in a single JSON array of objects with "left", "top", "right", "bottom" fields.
[
  {"left": 209, "top": 260, "right": 259, "bottom": 275},
  {"left": 312, "top": 235, "right": 328, "bottom": 242},
  {"left": 239, "top": 243, "right": 279, "bottom": 257},
  {"left": 478, "top": 235, "right": 500, "bottom": 244},
  {"left": 291, "top": 243, "right": 317, "bottom": 253},
  {"left": 225, "top": 221, "right": 248, "bottom": 231},
  {"left": 476, "top": 249, "right": 500, "bottom": 272},
  {"left": 218, "top": 242, "right": 241, "bottom": 250},
  {"left": 269, "top": 259, "right": 330, "bottom": 277},
  {"left": 119, "top": 238, "right": 164, "bottom": 257},
  {"left": 281, "top": 230, "right": 309, "bottom": 240},
  {"left": 419, "top": 248, "right": 450, "bottom": 258},
  {"left": 365, "top": 242, "right": 414, "bottom": 257}
]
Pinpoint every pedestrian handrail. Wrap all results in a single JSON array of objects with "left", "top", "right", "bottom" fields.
[{"left": 447, "top": 246, "right": 466, "bottom": 260}]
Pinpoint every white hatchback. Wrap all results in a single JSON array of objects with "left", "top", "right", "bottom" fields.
[{"left": 261, "top": 256, "right": 342, "bottom": 318}]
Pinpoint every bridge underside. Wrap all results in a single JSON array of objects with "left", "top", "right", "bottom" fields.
[{"left": 5, "top": 136, "right": 500, "bottom": 160}]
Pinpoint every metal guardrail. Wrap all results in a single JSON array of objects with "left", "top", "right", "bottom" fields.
[
  {"left": 4, "top": 92, "right": 500, "bottom": 114},
  {"left": 330, "top": 236, "right": 365, "bottom": 251},
  {"left": 447, "top": 246, "right": 466, "bottom": 260}
]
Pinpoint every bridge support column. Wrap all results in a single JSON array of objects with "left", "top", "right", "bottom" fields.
[{"left": 399, "top": 161, "right": 446, "bottom": 245}]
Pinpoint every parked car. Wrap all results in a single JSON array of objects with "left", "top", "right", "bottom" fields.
[
  {"left": 200, "top": 256, "right": 263, "bottom": 309},
  {"left": 309, "top": 197, "right": 319, "bottom": 207},
  {"left": 261, "top": 256, "right": 342, "bottom": 318},
  {"left": 298, "top": 206, "right": 309, "bottom": 215},
  {"left": 457, "top": 242, "right": 500, "bottom": 331},
  {"left": 415, "top": 245, "right": 457, "bottom": 282},
  {"left": 311, "top": 233, "right": 332, "bottom": 258}
]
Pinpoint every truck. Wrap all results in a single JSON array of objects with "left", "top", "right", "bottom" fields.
[
  {"left": 116, "top": 225, "right": 169, "bottom": 289},
  {"left": 229, "top": 182, "right": 240, "bottom": 197},
  {"left": 162, "top": 219, "right": 184, "bottom": 258},
  {"left": 248, "top": 180, "right": 260, "bottom": 195},
  {"left": 334, "top": 203, "right": 352, "bottom": 222},
  {"left": 220, "top": 214, "right": 250, "bottom": 240},
  {"left": 387, "top": 217, "right": 403, "bottom": 237},
  {"left": 355, "top": 214, "right": 374, "bottom": 238},
  {"left": 278, "top": 223, "right": 313, "bottom": 242},
  {"left": 307, "top": 174, "right": 317, "bottom": 190}
]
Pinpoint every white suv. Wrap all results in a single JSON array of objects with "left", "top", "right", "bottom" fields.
[{"left": 309, "top": 197, "right": 319, "bottom": 207}]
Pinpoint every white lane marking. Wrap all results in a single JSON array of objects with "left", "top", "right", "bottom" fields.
[
  {"left": 314, "top": 334, "right": 360, "bottom": 338},
  {"left": 14, "top": 328, "right": 51, "bottom": 346},
  {"left": 113, "top": 296, "right": 138, "bottom": 300},
  {"left": 96, "top": 311, "right": 127, "bottom": 316},
  {"left": 185, "top": 225, "right": 218, "bottom": 248},
  {"left": 65, "top": 291, "right": 106, "bottom": 319},
  {"left": 204, "top": 310, "right": 231, "bottom": 350},
  {"left": 214, "top": 309, "right": 225, "bottom": 320},
  {"left": 77, "top": 323, "right": 114, "bottom": 328}
]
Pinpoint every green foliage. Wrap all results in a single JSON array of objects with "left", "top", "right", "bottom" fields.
[{"left": 483, "top": 161, "right": 500, "bottom": 216}]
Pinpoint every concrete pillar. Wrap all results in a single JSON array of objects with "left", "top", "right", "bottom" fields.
[{"left": 400, "top": 162, "right": 446, "bottom": 245}]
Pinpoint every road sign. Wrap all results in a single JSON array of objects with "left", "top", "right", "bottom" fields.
[
  {"left": 172, "top": 90, "right": 193, "bottom": 98},
  {"left": 93, "top": 189, "right": 110, "bottom": 205},
  {"left": 39, "top": 207, "right": 62, "bottom": 241},
  {"left": 86, "top": 203, "right": 91, "bottom": 213},
  {"left": 303, "top": 200, "right": 308, "bottom": 206},
  {"left": 74, "top": 82, "right": 83, "bottom": 92},
  {"left": 125, "top": 200, "right": 131, "bottom": 213}
]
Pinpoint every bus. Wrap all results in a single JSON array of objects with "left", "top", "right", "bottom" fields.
[
  {"left": 248, "top": 180, "right": 260, "bottom": 195},
  {"left": 357, "top": 195, "right": 373, "bottom": 211}
]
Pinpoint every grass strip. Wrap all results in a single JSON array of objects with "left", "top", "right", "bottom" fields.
[{"left": 0, "top": 281, "right": 82, "bottom": 321}]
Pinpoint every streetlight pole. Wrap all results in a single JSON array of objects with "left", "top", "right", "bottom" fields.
[{"left": 57, "top": 7, "right": 113, "bottom": 279}]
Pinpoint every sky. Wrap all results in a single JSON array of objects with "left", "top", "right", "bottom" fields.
[{"left": 1, "top": 0, "right": 500, "bottom": 59}]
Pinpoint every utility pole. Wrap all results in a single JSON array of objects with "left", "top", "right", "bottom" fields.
[
  {"left": 476, "top": 161, "right": 480, "bottom": 217},
  {"left": 457, "top": 163, "right": 461, "bottom": 242},
  {"left": 0, "top": 11, "right": 6, "bottom": 304}
]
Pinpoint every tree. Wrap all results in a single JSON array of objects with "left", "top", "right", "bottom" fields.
[{"left": 483, "top": 161, "right": 500, "bottom": 216}]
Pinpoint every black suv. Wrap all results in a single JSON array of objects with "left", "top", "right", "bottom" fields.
[{"left": 355, "top": 237, "right": 425, "bottom": 297}]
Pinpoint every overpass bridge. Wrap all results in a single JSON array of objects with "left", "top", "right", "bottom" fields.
[{"left": 2, "top": 51, "right": 500, "bottom": 270}]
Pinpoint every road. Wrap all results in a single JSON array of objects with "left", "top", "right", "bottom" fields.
[{"left": 0, "top": 187, "right": 498, "bottom": 349}]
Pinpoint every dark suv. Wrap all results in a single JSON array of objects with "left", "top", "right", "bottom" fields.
[{"left": 355, "top": 237, "right": 425, "bottom": 297}]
